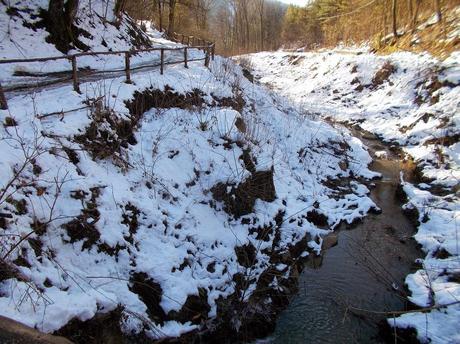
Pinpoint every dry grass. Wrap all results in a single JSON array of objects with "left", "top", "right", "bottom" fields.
[{"left": 373, "top": 2, "right": 460, "bottom": 58}]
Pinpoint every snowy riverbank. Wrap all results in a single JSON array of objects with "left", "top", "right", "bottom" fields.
[{"left": 248, "top": 49, "right": 460, "bottom": 343}]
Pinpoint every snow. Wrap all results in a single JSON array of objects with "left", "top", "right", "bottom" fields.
[
  {"left": 375, "top": 150, "right": 388, "bottom": 159},
  {"left": 0, "top": 0, "right": 204, "bottom": 88},
  {"left": 247, "top": 49, "right": 460, "bottom": 343},
  {"left": 0, "top": 2, "right": 380, "bottom": 340}
]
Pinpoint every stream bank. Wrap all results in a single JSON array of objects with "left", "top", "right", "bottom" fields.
[{"left": 267, "top": 125, "right": 422, "bottom": 343}]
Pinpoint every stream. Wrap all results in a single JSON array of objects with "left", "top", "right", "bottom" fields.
[{"left": 267, "top": 126, "right": 421, "bottom": 343}]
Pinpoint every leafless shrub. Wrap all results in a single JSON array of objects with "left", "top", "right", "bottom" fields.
[
  {"left": 0, "top": 123, "right": 46, "bottom": 207},
  {"left": 74, "top": 83, "right": 134, "bottom": 170},
  {"left": 236, "top": 56, "right": 253, "bottom": 71},
  {"left": 240, "top": 113, "right": 262, "bottom": 145},
  {"left": 210, "top": 58, "right": 235, "bottom": 82}
]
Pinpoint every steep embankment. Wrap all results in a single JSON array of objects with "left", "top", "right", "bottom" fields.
[
  {"left": 0, "top": 1, "right": 381, "bottom": 342},
  {"left": 0, "top": 0, "right": 194, "bottom": 89},
  {"left": 375, "top": 5, "right": 460, "bottom": 59},
  {"left": 247, "top": 49, "right": 460, "bottom": 343}
]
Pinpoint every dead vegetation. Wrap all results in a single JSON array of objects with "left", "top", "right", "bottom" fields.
[
  {"left": 125, "top": 86, "right": 206, "bottom": 118},
  {"left": 375, "top": 3, "right": 460, "bottom": 59},
  {"left": 64, "top": 187, "right": 102, "bottom": 250},
  {"left": 55, "top": 307, "right": 125, "bottom": 344},
  {"left": 372, "top": 61, "right": 397, "bottom": 88},
  {"left": 74, "top": 100, "right": 136, "bottom": 167},
  {"left": 211, "top": 169, "right": 276, "bottom": 218},
  {"left": 129, "top": 272, "right": 167, "bottom": 325},
  {"left": 168, "top": 288, "right": 210, "bottom": 325},
  {"left": 414, "top": 72, "right": 456, "bottom": 106}
]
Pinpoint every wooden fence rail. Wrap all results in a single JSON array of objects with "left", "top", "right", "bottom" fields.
[{"left": 0, "top": 33, "right": 215, "bottom": 110}]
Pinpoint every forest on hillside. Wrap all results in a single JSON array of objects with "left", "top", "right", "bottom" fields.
[{"left": 117, "top": 0, "right": 460, "bottom": 54}]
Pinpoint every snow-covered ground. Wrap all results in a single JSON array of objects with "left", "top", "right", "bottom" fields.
[
  {"left": 0, "top": 0, "right": 204, "bottom": 89},
  {"left": 0, "top": 1, "right": 382, "bottom": 341},
  {"left": 247, "top": 49, "right": 460, "bottom": 343}
]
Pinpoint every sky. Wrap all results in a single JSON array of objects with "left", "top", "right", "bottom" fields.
[{"left": 278, "top": 0, "right": 309, "bottom": 6}]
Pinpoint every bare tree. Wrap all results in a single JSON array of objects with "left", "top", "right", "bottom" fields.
[
  {"left": 255, "top": 0, "right": 265, "bottom": 50},
  {"left": 168, "top": 0, "right": 177, "bottom": 35},
  {"left": 158, "top": 0, "right": 164, "bottom": 31},
  {"left": 392, "top": 0, "right": 398, "bottom": 37},
  {"left": 412, "top": 0, "right": 421, "bottom": 30},
  {"left": 47, "top": 0, "right": 81, "bottom": 52},
  {"left": 434, "top": 0, "right": 442, "bottom": 21}
]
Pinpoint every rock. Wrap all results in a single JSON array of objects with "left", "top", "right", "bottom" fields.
[
  {"left": 374, "top": 150, "right": 388, "bottom": 159},
  {"left": 235, "top": 117, "right": 247, "bottom": 133},
  {"left": 322, "top": 233, "right": 339, "bottom": 250},
  {"left": 0, "top": 316, "right": 73, "bottom": 344}
]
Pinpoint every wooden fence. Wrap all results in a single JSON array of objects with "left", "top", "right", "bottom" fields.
[{"left": 0, "top": 33, "right": 215, "bottom": 110}]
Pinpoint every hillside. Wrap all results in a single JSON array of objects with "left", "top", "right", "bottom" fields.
[
  {"left": 375, "top": 5, "right": 460, "bottom": 59},
  {"left": 280, "top": 1, "right": 460, "bottom": 60},
  {"left": 0, "top": 1, "right": 382, "bottom": 342}
]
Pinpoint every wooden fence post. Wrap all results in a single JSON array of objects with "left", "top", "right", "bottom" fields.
[
  {"left": 211, "top": 44, "right": 215, "bottom": 61},
  {"left": 184, "top": 47, "right": 188, "bottom": 69},
  {"left": 160, "top": 49, "right": 165, "bottom": 75},
  {"left": 71, "top": 56, "right": 80, "bottom": 93},
  {"left": 181, "top": 34, "right": 185, "bottom": 44},
  {"left": 124, "top": 52, "right": 131, "bottom": 84},
  {"left": 0, "top": 82, "right": 7, "bottom": 110},
  {"left": 187, "top": 36, "right": 190, "bottom": 46}
]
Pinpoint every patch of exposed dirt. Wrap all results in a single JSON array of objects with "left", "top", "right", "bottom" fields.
[
  {"left": 167, "top": 288, "right": 211, "bottom": 325},
  {"left": 54, "top": 307, "right": 124, "bottom": 344},
  {"left": 63, "top": 187, "right": 102, "bottom": 250},
  {"left": 372, "top": 61, "right": 396, "bottom": 88},
  {"left": 129, "top": 272, "right": 167, "bottom": 325},
  {"left": 235, "top": 243, "right": 257, "bottom": 268},
  {"left": 126, "top": 86, "right": 206, "bottom": 118},
  {"left": 211, "top": 93, "right": 246, "bottom": 113}
]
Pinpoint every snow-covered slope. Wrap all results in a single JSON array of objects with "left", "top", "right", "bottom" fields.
[
  {"left": 0, "top": 0, "right": 202, "bottom": 89},
  {"left": 0, "top": 2, "right": 379, "bottom": 342},
  {"left": 248, "top": 50, "right": 460, "bottom": 344}
]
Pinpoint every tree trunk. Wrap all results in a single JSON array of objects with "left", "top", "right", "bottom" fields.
[
  {"left": 114, "top": 0, "right": 126, "bottom": 17},
  {"left": 168, "top": 0, "right": 176, "bottom": 36},
  {"left": 407, "top": 0, "right": 413, "bottom": 26},
  {"left": 383, "top": 0, "right": 388, "bottom": 39},
  {"left": 158, "top": 0, "right": 163, "bottom": 32},
  {"left": 434, "top": 0, "right": 442, "bottom": 22},
  {"left": 47, "top": 0, "right": 80, "bottom": 53},
  {"left": 65, "top": 0, "right": 79, "bottom": 22},
  {"left": 114, "top": 0, "right": 126, "bottom": 26},
  {"left": 392, "top": 0, "right": 397, "bottom": 37},
  {"left": 259, "top": 0, "right": 265, "bottom": 51},
  {"left": 412, "top": 0, "right": 421, "bottom": 30}
]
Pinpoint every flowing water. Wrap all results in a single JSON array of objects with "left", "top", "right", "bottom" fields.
[{"left": 269, "top": 127, "right": 421, "bottom": 343}]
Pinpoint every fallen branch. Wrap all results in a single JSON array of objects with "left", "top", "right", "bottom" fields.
[
  {"left": 347, "top": 300, "right": 460, "bottom": 316},
  {"left": 36, "top": 96, "right": 105, "bottom": 119}
]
